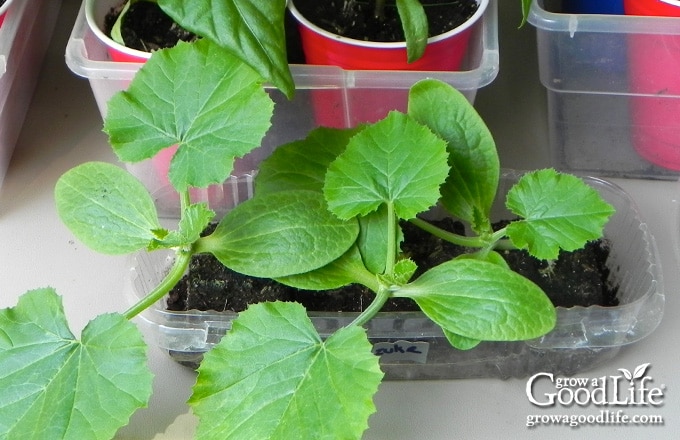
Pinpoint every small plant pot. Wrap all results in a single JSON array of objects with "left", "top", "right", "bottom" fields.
[
  {"left": 0, "top": 0, "right": 15, "bottom": 28},
  {"left": 85, "top": 0, "right": 151, "bottom": 63},
  {"left": 127, "top": 172, "right": 664, "bottom": 379},
  {"left": 287, "top": 0, "right": 489, "bottom": 127},
  {"left": 625, "top": 0, "right": 680, "bottom": 170}
]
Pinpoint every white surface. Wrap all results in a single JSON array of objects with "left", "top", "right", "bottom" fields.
[{"left": 1, "top": 1, "right": 678, "bottom": 439}]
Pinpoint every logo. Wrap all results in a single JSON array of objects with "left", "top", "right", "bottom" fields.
[{"left": 526, "top": 363, "right": 665, "bottom": 407}]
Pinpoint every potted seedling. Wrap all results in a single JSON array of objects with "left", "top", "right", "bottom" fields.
[{"left": 1, "top": 21, "right": 626, "bottom": 434}]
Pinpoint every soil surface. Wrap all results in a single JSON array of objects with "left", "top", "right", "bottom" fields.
[
  {"left": 104, "top": 0, "right": 197, "bottom": 52},
  {"left": 166, "top": 220, "right": 619, "bottom": 314},
  {"left": 293, "top": 0, "right": 479, "bottom": 42}
]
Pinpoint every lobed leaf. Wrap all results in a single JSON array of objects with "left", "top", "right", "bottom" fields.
[
  {"left": 55, "top": 162, "right": 163, "bottom": 255},
  {"left": 0, "top": 289, "right": 152, "bottom": 440},
  {"left": 505, "top": 169, "right": 616, "bottom": 260},
  {"left": 396, "top": 259, "right": 556, "bottom": 341},
  {"left": 408, "top": 79, "right": 499, "bottom": 234},
  {"left": 201, "top": 190, "right": 359, "bottom": 278},
  {"left": 324, "top": 111, "right": 449, "bottom": 221},
  {"left": 158, "top": 0, "right": 294, "bottom": 97},
  {"left": 104, "top": 39, "right": 274, "bottom": 191},
  {"left": 190, "top": 302, "right": 383, "bottom": 440}
]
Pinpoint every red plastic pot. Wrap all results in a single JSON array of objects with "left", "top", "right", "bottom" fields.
[
  {"left": 288, "top": 0, "right": 488, "bottom": 127},
  {"left": 0, "top": 0, "right": 15, "bottom": 28},
  {"left": 625, "top": 0, "right": 680, "bottom": 169},
  {"left": 85, "top": 0, "right": 150, "bottom": 63}
]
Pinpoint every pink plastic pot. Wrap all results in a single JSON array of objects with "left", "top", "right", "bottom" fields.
[
  {"left": 625, "top": 0, "right": 680, "bottom": 169},
  {"left": 85, "top": 0, "right": 150, "bottom": 63},
  {"left": 288, "top": 0, "right": 488, "bottom": 127},
  {"left": 0, "top": 0, "right": 15, "bottom": 28}
]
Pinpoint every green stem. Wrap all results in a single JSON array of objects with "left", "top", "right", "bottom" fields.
[
  {"left": 123, "top": 247, "right": 193, "bottom": 320},
  {"left": 385, "top": 202, "right": 397, "bottom": 277},
  {"left": 409, "top": 217, "right": 488, "bottom": 248},
  {"left": 349, "top": 285, "right": 391, "bottom": 328}
]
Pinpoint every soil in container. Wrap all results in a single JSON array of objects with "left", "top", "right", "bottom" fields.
[
  {"left": 292, "top": 0, "right": 479, "bottom": 42},
  {"left": 166, "top": 220, "right": 619, "bottom": 315},
  {"left": 104, "top": 0, "right": 197, "bottom": 53}
]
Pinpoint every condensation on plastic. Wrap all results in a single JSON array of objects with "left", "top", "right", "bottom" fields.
[{"left": 126, "top": 171, "right": 664, "bottom": 380}]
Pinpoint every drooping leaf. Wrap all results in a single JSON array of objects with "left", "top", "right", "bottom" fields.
[
  {"left": 396, "top": 259, "right": 556, "bottom": 341},
  {"left": 190, "top": 302, "right": 383, "bottom": 440},
  {"left": 505, "top": 169, "right": 616, "bottom": 261},
  {"left": 104, "top": 39, "right": 274, "bottom": 191},
  {"left": 275, "top": 246, "right": 370, "bottom": 291},
  {"left": 158, "top": 0, "right": 294, "bottom": 97},
  {"left": 396, "top": 0, "right": 428, "bottom": 62},
  {"left": 408, "top": 79, "right": 499, "bottom": 234},
  {"left": 55, "top": 162, "right": 163, "bottom": 255},
  {"left": 199, "top": 190, "right": 359, "bottom": 278},
  {"left": 443, "top": 330, "right": 481, "bottom": 350},
  {"left": 256, "top": 126, "right": 362, "bottom": 196},
  {"left": 324, "top": 111, "right": 449, "bottom": 220},
  {"left": 0, "top": 289, "right": 152, "bottom": 440}
]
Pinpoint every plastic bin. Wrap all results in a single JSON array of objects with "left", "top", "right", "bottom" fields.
[
  {"left": 65, "top": 0, "right": 499, "bottom": 194},
  {"left": 127, "top": 172, "right": 664, "bottom": 379},
  {"left": 528, "top": 0, "right": 680, "bottom": 179},
  {"left": 0, "top": 0, "right": 61, "bottom": 189}
]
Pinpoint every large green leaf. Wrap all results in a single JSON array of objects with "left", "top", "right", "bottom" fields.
[
  {"left": 255, "top": 126, "right": 362, "bottom": 196},
  {"left": 55, "top": 162, "right": 163, "bottom": 255},
  {"left": 397, "top": 259, "right": 556, "bottom": 341},
  {"left": 408, "top": 79, "right": 499, "bottom": 234},
  {"left": 505, "top": 169, "right": 616, "bottom": 260},
  {"left": 104, "top": 39, "right": 274, "bottom": 191},
  {"left": 0, "top": 289, "right": 152, "bottom": 440},
  {"left": 199, "top": 190, "right": 359, "bottom": 278},
  {"left": 324, "top": 111, "right": 449, "bottom": 220},
  {"left": 158, "top": 0, "right": 294, "bottom": 97},
  {"left": 190, "top": 302, "right": 383, "bottom": 440}
]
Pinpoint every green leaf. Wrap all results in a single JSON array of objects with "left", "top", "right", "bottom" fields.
[
  {"left": 104, "top": 39, "right": 274, "bottom": 191},
  {"left": 0, "top": 289, "right": 152, "bottom": 440},
  {"left": 55, "top": 162, "right": 162, "bottom": 255},
  {"left": 397, "top": 0, "right": 428, "bottom": 62},
  {"left": 158, "top": 0, "right": 294, "bottom": 98},
  {"left": 397, "top": 259, "right": 556, "bottom": 341},
  {"left": 256, "top": 126, "right": 362, "bottom": 196},
  {"left": 199, "top": 190, "right": 359, "bottom": 278},
  {"left": 443, "top": 330, "right": 481, "bottom": 350},
  {"left": 324, "top": 111, "right": 449, "bottom": 220},
  {"left": 505, "top": 169, "right": 616, "bottom": 261},
  {"left": 408, "top": 79, "right": 499, "bottom": 234},
  {"left": 276, "top": 246, "right": 369, "bottom": 291},
  {"left": 190, "top": 302, "right": 383, "bottom": 440}
]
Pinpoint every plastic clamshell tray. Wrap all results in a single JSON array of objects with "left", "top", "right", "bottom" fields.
[{"left": 127, "top": 171, "right": 664, "bottom": 380}]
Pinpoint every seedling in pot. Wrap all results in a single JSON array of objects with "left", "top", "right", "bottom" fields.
[{"left": 0, "top": 34, "right": 613, "bottom": 440}]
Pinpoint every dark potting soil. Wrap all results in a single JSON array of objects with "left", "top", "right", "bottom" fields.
[
  {"left": 294, "top": 0, "right": 478, "bottom": 42},
  {"left": 104, "top": 0, "right": 197, "bottom": 53},
  {"left": 166, "top": 220, "right": 619, "bottom": 315}
]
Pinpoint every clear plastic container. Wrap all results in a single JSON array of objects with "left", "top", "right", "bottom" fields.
[
  {"left": 0, "top": 0, "right": 61, "bottom": 189},
  {"left": 529, "top": 0, "right": 680, "bottom": 179},
  {"left": 65, "top": 0, "right": 499, "bottom": 194},
  {"left": 127, "top": 172, "right": 664, "bottom": 380}
]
